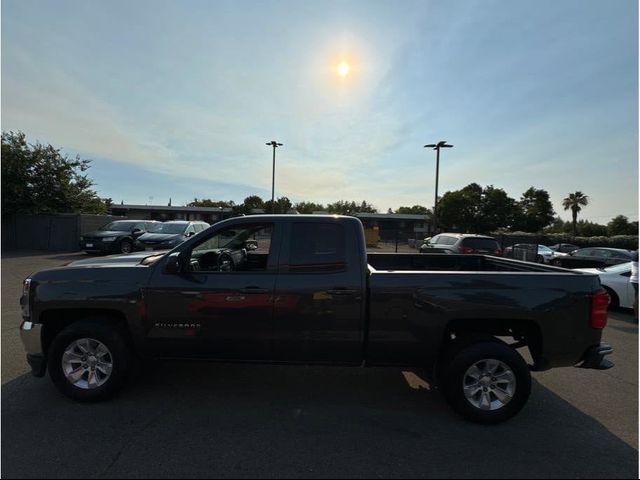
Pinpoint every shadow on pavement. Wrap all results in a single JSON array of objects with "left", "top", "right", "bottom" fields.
[{"left": 2, "top": 363, "right": 637, "bottom": 479}]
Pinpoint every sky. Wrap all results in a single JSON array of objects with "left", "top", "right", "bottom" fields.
[{"left": 2, "top": 0, "right": 638, "bottom": 222}]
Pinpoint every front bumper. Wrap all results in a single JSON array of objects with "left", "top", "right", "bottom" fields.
[
  {"left": 20, "top": 321, "right": 46, "bottom": 377},
  {"left": 577, "top": 342, "right": 614, "bottom": 370}
]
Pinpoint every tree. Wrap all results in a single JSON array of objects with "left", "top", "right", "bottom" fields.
[
  {"left": 1, "top": 131, "right": 110, "bottom": 215},
  {"left": 264, "top": 196, "right": 293, "bottom": 214},
  {"left": 294, "top": 201, "right": 326, "bottom": 214},
  {"left": 479, "top": 186, "right": 519, "bottom": 232},
  {"left": 562, "top": 191, "right": 589, "bottom": 236},
  {"left": 396, "top": 205, "right": 430, "bottom": 215},
  {"left": 437, "top": 183, "right": 483, "bottom": 232},
  {"left": 326, "top": 200, "right": 377, "bottom": 215},
  {"left": 514, "top": 187, "right": 555, "bottom": 232},
  {"left": 188, "top": 198, "right": 235, "bottom": 208},
  {"left": 607, "top": 215, "right": 638, "bottom": 236}
]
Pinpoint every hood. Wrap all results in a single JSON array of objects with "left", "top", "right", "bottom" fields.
[
  {"left": 137, "top": 233, "right": 184, "bottom": 243},
  {"left": 67, "top": 251, "right": 167, "bottom": 267},
  {"left": 83, "top": 230, "right": 129, "bottom": 238}
]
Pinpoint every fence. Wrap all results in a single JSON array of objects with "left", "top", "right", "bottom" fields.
[{"left": 1, "top": 214, "right": 125, "bottom": 252}]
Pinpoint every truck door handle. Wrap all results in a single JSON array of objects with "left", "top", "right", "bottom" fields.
[
  {"left": 239, "top": 287, "right": 269, "bottom": 294},
  {"left": 326, "top": 288, "right": 358, "bottom": 296}
]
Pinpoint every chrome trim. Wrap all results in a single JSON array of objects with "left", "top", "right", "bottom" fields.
[{"left": 20, "top": 321, "right": 43, "bottom": 355}]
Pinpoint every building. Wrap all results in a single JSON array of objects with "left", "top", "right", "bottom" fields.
[
  {"left": 353, "top": 212, "right": 433, "bottom": 240},
  {"left": 110, "top": 204, "right": 234, "bottom": 224}
]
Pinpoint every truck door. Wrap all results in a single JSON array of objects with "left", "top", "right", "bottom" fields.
[
  {"left": 144, "top": 221, "right": 282, "bottom": 360},
  {"left": 272, "top": 220, "right": 366, "bottom": 363}
]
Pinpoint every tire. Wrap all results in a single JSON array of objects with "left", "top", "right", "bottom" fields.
[
  {"left": 536, "top": 255, "right": 545, "bottom": 264},
  {"left": 604, "top": 287, "right": 619, "bottom": 310},
  {"left": 119, "top": 239, "right": 133, "bottom": 254},
  {"left": 441, "top": 341, "right": 531, "bottom": 424},
  {"left": 551, "top": 259, "right": 562, "bottom": 267},
  {"left": 48, "top": 319, "right": 130, "bottom": 402}
]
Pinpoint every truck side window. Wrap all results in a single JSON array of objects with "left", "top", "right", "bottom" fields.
[
  {"left": 289, "top": 223, "right": 345, "bottom": 272},
  {"left": 189, "top": 224, "right": 273, "bottom": 272}
]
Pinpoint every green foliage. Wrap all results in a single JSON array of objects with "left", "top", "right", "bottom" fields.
[
  {"left": 513, "top": 187, "right": 555, "bottom": 232},
  {"left": 493, "top": 231, "right": 638, "bottom": 250},
  {"left": 264, "top": 196, "right": 293, "bottom": 214},
  {"left": 607, "top": 215, "right": 639, "bottom": 236},
  {"left": 1, "top": 131, "right": 109, "bottom": 215},
  {"left": 326, "top": 200, "right": 377, "bottom": 214},
  {"left": 293, "top": 201, "right": 326, "bottom": 214},
  {"left": 395, "top": 205, "right": 430, "bottom": 215},
  {"left": 562, "top": 191, "right": 589, "bottom": 236},
  {"left": 438, "top": 183, "right": 522, "bottom": 233},
  {"left": 188, "top": 198, "right": 235, "bottom": 208}
]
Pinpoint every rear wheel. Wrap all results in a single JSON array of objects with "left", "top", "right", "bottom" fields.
[
  {"left": 441, "top": 341, "right": 531, "bottom": 424},
  {"left": 48, "top": 320, "right": 130, "bottom": 401},
  {"left": 536, "top": 255, "right": 545, "bottom": 264},
  {"left": 604, "top": 287, "right": 619, "bottom": 309}
]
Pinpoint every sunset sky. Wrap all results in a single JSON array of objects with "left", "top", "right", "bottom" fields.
[{"left": 2, "top": 0, "right": 638, "bottom": 221}]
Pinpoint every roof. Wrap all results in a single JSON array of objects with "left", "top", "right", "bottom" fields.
[{"left": 111, "top": 204, "right": 234, "bottom": 213}]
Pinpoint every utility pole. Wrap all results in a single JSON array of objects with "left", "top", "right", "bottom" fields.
[
  {"left": 265, "top": 141, "right": 283, "bottom": 213},
  {"left": 423, "top": 141, "right": 453, "bottom": 233}
]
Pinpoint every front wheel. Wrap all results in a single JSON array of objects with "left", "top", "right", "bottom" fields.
[
  {"left": 48, "top": 320, "right": 130, "bottom": 401},
  {"left": 441, "top": 341, "right": 531, "bottom": 424},
  {"left": 119, "top": 239, "right": 133, "bottom": 254}
]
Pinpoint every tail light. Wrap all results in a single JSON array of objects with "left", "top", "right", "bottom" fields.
[
  {"left": 495, "top": 247, "right": 503, "bottom": 255},
  {"left": 590, "top": 289, "right": 609, "bottom": 329},
  {"left": 459, "top": 246, "right": 474, "bottom": 254}
]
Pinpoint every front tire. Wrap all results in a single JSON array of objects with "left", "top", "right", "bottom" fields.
[
  {"left": 441, "top": 341, "right": 531, "bottom": 424},
  {"left": 119, "top": 239, "right": 133, "bottom": 254},
  {"left": 48, "top": 320, "right": 130, "bottom": 402}
]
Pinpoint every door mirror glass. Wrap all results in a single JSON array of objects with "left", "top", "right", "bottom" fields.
[{"left": 164, "top": 252, "right": 182, "bottom": 274}]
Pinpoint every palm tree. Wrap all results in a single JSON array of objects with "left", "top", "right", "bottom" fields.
[{"left": 562, "top": 191, "right": 589, "bottom": 236}]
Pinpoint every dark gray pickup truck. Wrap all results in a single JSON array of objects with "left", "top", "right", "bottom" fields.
[{"left": 20, "top": 215, "right": 613, "bottom": 423}]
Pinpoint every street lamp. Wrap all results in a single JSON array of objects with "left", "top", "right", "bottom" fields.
[
  {"left": 266, "top": 140, "right": 283, "bottom": 213},
  {"left": 424, "top": 140, "right": 453, "bottom": 233}
]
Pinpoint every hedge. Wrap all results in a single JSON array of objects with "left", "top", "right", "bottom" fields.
[{"left": 491, "top": 232, "right": 638, "bottom": 250}]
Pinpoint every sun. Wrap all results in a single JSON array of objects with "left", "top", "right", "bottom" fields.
[{"left": 337, "top": 62, "right": 350, "bottom": 77}]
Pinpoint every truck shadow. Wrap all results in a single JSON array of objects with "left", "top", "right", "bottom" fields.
[{"left": 2, "top": 364, "right": 637, "bottom": 479}]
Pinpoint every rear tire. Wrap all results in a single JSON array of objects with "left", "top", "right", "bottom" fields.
[
  {"left": 536, "top": 255, "right": 545, "bottom": 264},
  {"left": 604, "top": 287, "right": 619, "bottom": 310},
  {"left": 48, "top": 319, "right": 130, "bottom": 402},
  {"left": 441, "top": 341, "right": 531, "bottom": 424}
]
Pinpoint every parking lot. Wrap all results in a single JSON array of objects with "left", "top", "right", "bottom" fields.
[{"left": 2, "top": 251, "right": 638, "bottom": 478}]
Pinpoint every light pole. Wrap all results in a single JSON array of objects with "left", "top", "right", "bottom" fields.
[
  {"left": 424, "top": 141, "right": 453, "bottom": 233},
  {"left": 266, "top": 140, "right": 283, "bottom": 213}
]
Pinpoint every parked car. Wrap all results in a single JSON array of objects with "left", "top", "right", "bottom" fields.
[
  {"left": 503, "top": 244, "right": 556, "bottom": 264},
  {"left": 80, "top": 220, "right": 158, "bottom": 254},
  {"left": 420, "top": 233, "right": 502, "bottom": 255},
  {"left": 135, "top": 220, "right": 209, "bottom": 251},
  {"left": 576, "top": 262, "right": 634, "bottom": 309},
  {"left": 548, "top": 243, "right": 580, "bottom": 253},
  {"left": 20, "top": 215, "right": 612, "bottom": 424},
  {"left": 550, "top": 247, "right": 634, "bottom": 269}
]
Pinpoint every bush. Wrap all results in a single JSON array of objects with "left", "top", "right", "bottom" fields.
[{"left": 492, "top": 231, "right": 638, "bottom": 250}]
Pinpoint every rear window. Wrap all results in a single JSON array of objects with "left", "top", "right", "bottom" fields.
[
  {"left": 289, "top": 223, "right": 346, "bottom": 272},
  {"left": 461, "top": 238, "right": 499, "bottom": 250}
]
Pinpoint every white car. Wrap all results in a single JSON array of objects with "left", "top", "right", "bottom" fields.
[{"left": 576, "top": 262, "right": 634, "bottom": 309}]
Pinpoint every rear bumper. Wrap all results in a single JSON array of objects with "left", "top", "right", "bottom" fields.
[{"left": 576, "top": 342, "right": 614, "bottom": 370}]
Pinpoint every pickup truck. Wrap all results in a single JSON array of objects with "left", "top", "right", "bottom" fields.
[{"left": 19, "top": 215, "right": 613, "bottom": 423}]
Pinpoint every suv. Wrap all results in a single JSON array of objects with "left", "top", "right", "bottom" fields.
[
  {"left": 80, "top": 220, "right": 159, "bottom": 254},
  {"left": 135, "top": 220, "right": 210, "bottom": 251},
  {"left": 420, "top": 233, "right": 502, "bottom": 255}
]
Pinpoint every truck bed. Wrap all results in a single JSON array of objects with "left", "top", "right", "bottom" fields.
[{"left": 365, "top": 253, "right": 601, "bottom": 370}]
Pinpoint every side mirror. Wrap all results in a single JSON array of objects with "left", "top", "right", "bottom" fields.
[
  {"left": 187, "top": 231, "right": 196, "bottom": 237},
  {"left": 164, "top": 252, "right": 183, "bottom": 274}
]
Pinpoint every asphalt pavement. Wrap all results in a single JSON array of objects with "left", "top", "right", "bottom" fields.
[{"left": 2, "top": 251, "right": 638, "bottom": 478}]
